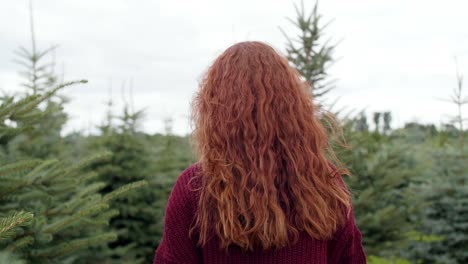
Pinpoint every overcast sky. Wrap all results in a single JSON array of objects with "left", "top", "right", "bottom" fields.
[{"left": 1, "top": 0, "right": 467, "bottom": 135}]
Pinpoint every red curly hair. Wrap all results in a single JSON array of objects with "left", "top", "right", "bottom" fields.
[{"left": 190, "top": 41, "right": 351, "bottom": 252}]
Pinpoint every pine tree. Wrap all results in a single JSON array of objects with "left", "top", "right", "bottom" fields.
[
  {"left": 337, "top": 119, "right": 423, "bottom": 258},
  {"left": 0, "top": 86, "right": 147, "bottom": 263},
  {"left": 383, "top": 112, "right": 392, "bottom": 135},
  {"left": 407, "top": 64, "right": 468, "bottom": 263},
  {"left": 355, "top": 112, "right": 369, "bottom": 132},
  {"left": 439, "top": 59, "right": 467, "bottom": 155},
  {"left": 0, "top": 5, "right": 148, "bottom": 261},
  {"left": 10, "top": 1, "right": 68, "bottom": 160},
  {"left": 281, "top": 0, "right": 337, "bottom": 107},
  {"left": 373, "top": 112, "right": 381, "bottom": 134},
  {"left": 405, "top": 146, "right": 468, "bottom": 264},
  {"left": 151, "top": 117, "right": 197, "bottom": 249},
  {"left": 86, "top": 96, "right": 160, "bottom": 263}
]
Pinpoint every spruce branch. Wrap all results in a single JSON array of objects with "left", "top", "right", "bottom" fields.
[
  {"left": 0, "top": 95, "right": 40, "bottom": 120},
  {"left": 0, "top": 211, "right": 34, "bottom": 242},
  {"left": 11, "top": 80, "right": 87, "bottom": 118},
  {"left": 31, "top": 232, "right": 117, "bottom": 258},
  {"left": 0, "top": 251, "right": 26, "bottom": 264},
  {"left": 102, "top": 180, "right": 148, "bottom": 202},
  {"left": 6, "top": 235, "right": 35, "bottom": 251},
  {"left": 24, "top": 159, "right": 58, "bottom": 183},
  {"left": 76, "top": 182, "right": 107, "bottom": 198},
  {"left": 0, "top": 160, "right": 41, "bottom": 177},
  {"left": 45, "top": 152, "right": 110, "bottom": 183},
  {"left": 95, "top": 209, "right": 119, "bottom": 223},
  {"left": 78, "top": 171, "right": 99, "bottom": 183},
  {"left": 43, "top": 203, "right": 109, "bottom": 234}
]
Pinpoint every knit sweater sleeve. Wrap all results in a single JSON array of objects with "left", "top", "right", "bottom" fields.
[
  {"left": 153, "top": 165, "right": 202, "bottom": 264},
  {"left": 327, "top": 177, "right": 366, "bottom": 264}
]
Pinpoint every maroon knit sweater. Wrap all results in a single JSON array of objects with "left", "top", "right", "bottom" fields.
[{"left": 153, "top": 163, "right": 366, "bottom": 264}]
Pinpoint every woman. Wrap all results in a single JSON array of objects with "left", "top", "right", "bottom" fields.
[{"left": 153, "top": 41, "right": 366, "bottom": 263}]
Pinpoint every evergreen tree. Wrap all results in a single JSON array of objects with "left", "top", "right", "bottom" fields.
[
  {"left": 10, "top": 1, "right": 68, "bottom": 159},
  {"left": 338, "top": 120, "right": 423, "bottom": 258},
  {"left": 406, "top": 146, "right": 467, "bottom": 264},
  {"left": 88, "top": 103, "right": 195, "bottom": 263},
  {"left": 281, "top": 1, "right": 337, "bottom": 107},
  {"left": 440, "top": 60, "right": 467, "bottom": 154},
  {"left": 152, "top": 117, "right": 198, "bottom": 246},
  {"left": 373, "top": 112, "right": 381, "bottom": 134},
  {"left": 0, "top": 6, "right": 148, "bottom": 261},
  {"left": 87, "top": 98, "right": 160, "bottom": 263},
  {"left": 0, "top": 86, "right": 146, "bottom": 263},
  {"left": 407, "top": 65, "right": 468, "bottom": 263},
  {"left": 383, "top": 112, "right": 392, "bottom": 134},
  {"left": 355, "top": 112, "right": 369, "bottom": 132}
]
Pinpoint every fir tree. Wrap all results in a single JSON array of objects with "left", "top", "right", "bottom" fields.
[
  {"left": 87, "top": 94, "right": 159, "bottom": 263},
  {"left": 151, "top": 117, "right": 198, "bottom": 250},
  {"left": 406, "top": 146, "right": 467, "bottom": 264},
  {"left": 355, "top": 112, "right": 369, "bottom": 132},
  {"left": 439, "top": 59, "right": 467, "bottom": 155},
  {"left": 1, "top": 5, "right": 147, "bottom": 261},
  {"left": 10, "top": 0, "right": 68, "bottom": 159},
  {"left": 383, "top": 112, "right": 392, "bottom": 135},
  {"left": 373, "top": 112, "right": 381, "bottom": 134},
  {"left": 338, "top": 119, "right": 423, "bottom": 258},
  {"left": 281, "top": 0, "right": 337, "bottom": 107},
  {"left": 407, "top": 64, "right": 468, "bottom": 263},
  {"left": 0, "top": 85, "right": 147, "bottom": 263}
]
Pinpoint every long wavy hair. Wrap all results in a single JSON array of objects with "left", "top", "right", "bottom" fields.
[{"left": 190, "top": 41, "right": 351, "bottom": 252}]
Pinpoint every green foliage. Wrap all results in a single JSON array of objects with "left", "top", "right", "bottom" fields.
[
  {"left": 338, "top": 116, "right": 468, "bottom": 262},
  {"left": 149, "top": 120, "right": 197, "bottom": 248},
  {"left": 0, "top": 15, "right": 147, "bottom": 262},
  {"left": 407, "top": 147, "right": 468, "bottom": 263},
  {"left": 85, "top": 103, "right": 171, "bottom": 263},
  {"left": 9, "top": 20, "right": 69, "bottom": 160},
  {"left": 0, "top": 212, "right": 34, "bottom": 242},
  {"left": 367, "top": 255, "right": 411, "bottom": 264},
  {"left": 0, "top": 251, "right": 25, "bottom": 264},
  {"left": 338, "top": 121, "right": 423, "bottom": 257},
  {"left": 281, "top": 0, "right": 336, "bottom": 106},
  {"left": 0, "top": 86, "right": 145, "bottom": 263}
]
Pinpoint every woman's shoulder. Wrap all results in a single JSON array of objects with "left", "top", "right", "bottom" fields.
[
  {"left": 169, "top": 163, "right": 203, "bottom": 209},
  {"left": 177, "top": 162, "right": 203, "bottom": 190}
]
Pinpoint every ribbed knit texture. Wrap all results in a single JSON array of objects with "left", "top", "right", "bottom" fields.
[{"left": 153, "top": 163, "right": 366, "bottom": 264}]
